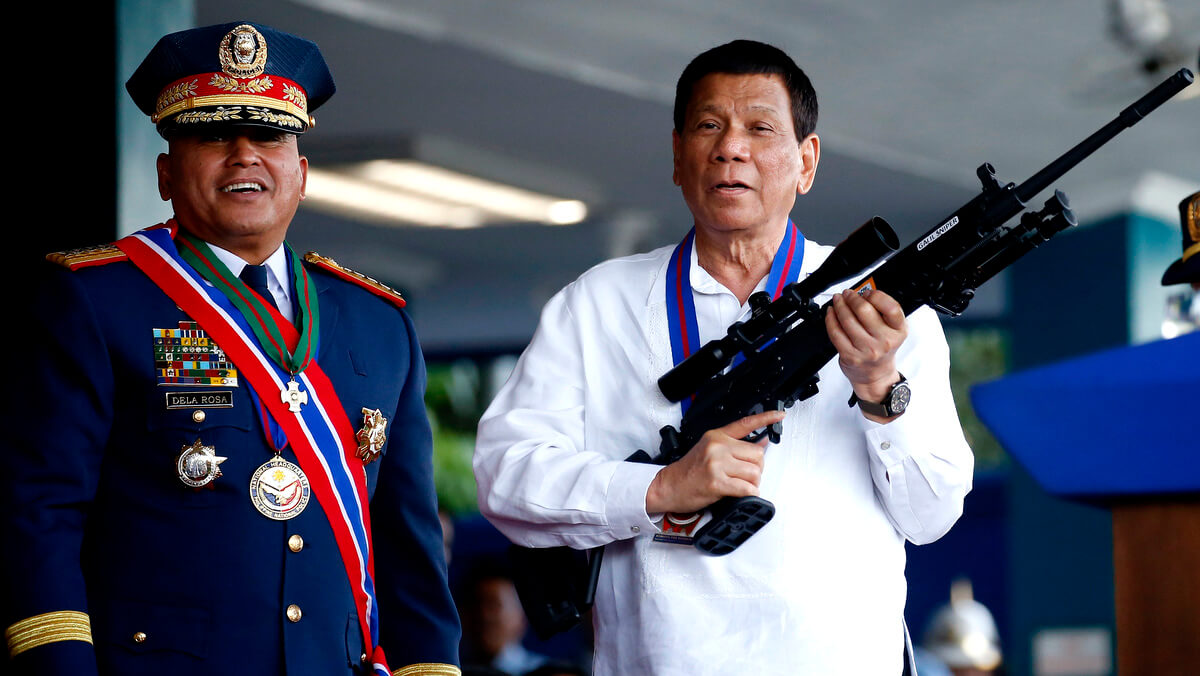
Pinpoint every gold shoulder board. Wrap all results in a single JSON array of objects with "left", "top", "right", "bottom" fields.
[
  {"left": 304, "top": 252, "right": 406, "bottom": 308},
  {"left": 46, "top": 244, "right": 127, "bottom": 270}
]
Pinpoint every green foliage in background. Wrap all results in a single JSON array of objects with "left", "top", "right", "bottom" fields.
[
  {"left": 426, "top": 361, "right": 490, "bottom": 515},
  {"left": 945, "top": 326, "right": 1010, "bottom": 471},
  {"left": 430, "top": 414, "right": 478, "bottom": 516}
]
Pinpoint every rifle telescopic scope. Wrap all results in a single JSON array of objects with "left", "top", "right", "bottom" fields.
[
  {"left": 786, "top": 216, "right": 899, "bottom": 302},
  {"left": 657, "top": 216, "right": 899, "bottom": 403}
]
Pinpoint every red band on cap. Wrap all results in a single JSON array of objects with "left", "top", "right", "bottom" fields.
[{"left": 153, "top": 72, "right": 309, "bottom": 126}]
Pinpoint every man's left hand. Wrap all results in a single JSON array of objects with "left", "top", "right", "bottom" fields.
[{"left": 825, "top": 287, "right": 907, "bottom": 420}]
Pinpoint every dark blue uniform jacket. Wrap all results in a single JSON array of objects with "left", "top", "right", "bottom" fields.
[{"left": 2, "top": 249, "right": 461, "bottom": 675}]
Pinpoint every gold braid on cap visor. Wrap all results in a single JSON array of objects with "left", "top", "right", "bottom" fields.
[{"left": 151, "top": 73, "right": 312, "bottom": 127}]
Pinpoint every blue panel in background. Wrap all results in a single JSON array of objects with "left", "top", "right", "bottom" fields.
[{"left": 972, "top": 333, "right": 1200, "bottom": 499}]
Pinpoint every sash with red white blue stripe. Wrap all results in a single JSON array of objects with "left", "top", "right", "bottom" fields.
[
  {"left": 116, "top": 222, "right": 393, "bottom": 676},
  {"left": 665, "top": 220, "right": 805, "bottom": 415}
]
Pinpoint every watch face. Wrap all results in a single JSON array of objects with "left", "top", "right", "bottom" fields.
[{"left": 889, "top": 383, "right": 912, "bottom": 415}]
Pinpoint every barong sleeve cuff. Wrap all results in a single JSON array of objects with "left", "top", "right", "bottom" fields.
[{"left": 606, "top": 460, "right": 665, "bottom": 538}]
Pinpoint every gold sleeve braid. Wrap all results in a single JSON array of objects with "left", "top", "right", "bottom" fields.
[
  {"left": 5, "top": 610, "right": 92, "bottom": 658},
  {"left": 391, "top": 664, "right": 462, "bottom": 676}
]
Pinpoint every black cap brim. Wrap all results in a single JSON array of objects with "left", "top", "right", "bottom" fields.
[
  {"left": 157, "top": 104, "right": 310, "bottom": 138},
  {"left": 1161, "top": 256, "right": 1200, "bottom": 286}
]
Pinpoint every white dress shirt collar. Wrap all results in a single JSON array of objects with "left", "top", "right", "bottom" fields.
[
  {"left": 646, "top": 222, "right": 815, "bottom": 309},
  {"left": 206, "top": 242, "right": 294, "bottom": 324}
]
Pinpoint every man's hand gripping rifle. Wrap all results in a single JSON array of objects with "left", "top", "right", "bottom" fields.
[{"left": 511, "top": 68, "right": 1194, "bottom": 638}]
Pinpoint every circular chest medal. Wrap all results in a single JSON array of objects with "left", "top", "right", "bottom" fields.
[
  {"left": 176, "top": 439, "right": 226, "bottom": 488},
  {"left": 249, "top": 456, "right": 311, "bottom": 520}
]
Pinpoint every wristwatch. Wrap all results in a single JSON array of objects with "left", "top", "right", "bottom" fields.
[{"left": 848, "top": 374, "right": 911, "bottom": 418}]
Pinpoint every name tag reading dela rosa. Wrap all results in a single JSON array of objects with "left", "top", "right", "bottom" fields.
[{"left": 165, "top": 391, "right": 234, "bottom": 409}]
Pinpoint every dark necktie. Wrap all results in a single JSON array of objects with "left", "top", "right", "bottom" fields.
[{"left": 239, "top": 264, "right": 280, "bottom": 313}]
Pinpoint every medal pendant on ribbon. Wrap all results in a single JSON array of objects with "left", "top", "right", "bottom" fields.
[
  {"left": 355, "top": 407, "right": 388, "bottom": 464},
  {"left": 249, "top": 455, "right": 311, "bottom": 520},
  {"left": 281, "top": 378, "right": 308, "bottom": 412},
  {"left": 176, "top": 439, "right": 227, "bottom": 488},
  {"left": 653, "top": 510, "right": 714, "bottom": 546}
]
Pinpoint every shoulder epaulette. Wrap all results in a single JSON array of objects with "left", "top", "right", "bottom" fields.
[
  {"left": 46, "top": 244, "right": 128, "bottom": 270},
  {"left": 304, "top": 252, "right": 406, "bottom": 308}
]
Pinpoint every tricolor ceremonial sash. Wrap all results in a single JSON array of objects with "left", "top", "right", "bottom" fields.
[
  {"left": 117, "top": 222, "right": 393, "bottom": 676},
  {"left": 665, "top": 220, "right": 805, "bottom": 414}
]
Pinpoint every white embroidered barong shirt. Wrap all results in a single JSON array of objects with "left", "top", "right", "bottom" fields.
[{"left": 475, "top": 237, "right": 974, "bottom": 675}]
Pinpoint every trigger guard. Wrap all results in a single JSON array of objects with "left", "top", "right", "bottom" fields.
[{"left": 743, "top": 421, "right": 782, "bottom": 445}]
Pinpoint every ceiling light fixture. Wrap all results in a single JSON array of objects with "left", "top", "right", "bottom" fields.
[
  {"left": 305, "top": 167, "right": 483, "bottom": 228},
  {"left": 303, "top": 160, "right": 588, "bottom": 228}
]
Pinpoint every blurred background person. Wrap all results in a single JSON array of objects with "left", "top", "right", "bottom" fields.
[
  {"left": 458, "top": 558, "right": 558, "bottom": 675},
  {"left": 921, "top": 578, "right": 1003, "bottom": 676}
]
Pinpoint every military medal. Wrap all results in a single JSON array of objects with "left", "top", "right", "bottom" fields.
[
  {"left": 355, "top": 407, "right": 388, "bottom": 464},
  {"left": 249, "top": 455, "right": 311, "bottom": 520},
  {"left": 172, "top": 235, "right": 322, "bottom": 520},
  {"left": 281, "top": 379, "right": 308, "bottom": 412},
  {"left": 176, "top": 439, "right": 227, "bottom": 488},
  {"left": 664, "top": 512, "right": 701, "bottom": 532},
  {"left": 176, "top": 232, "right": 321, "bottom": 420},
  {"left": 653, "top": 511, "right": 709, "bottom": 546}
]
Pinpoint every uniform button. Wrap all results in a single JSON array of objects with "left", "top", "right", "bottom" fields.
[
  {"left": 631, "top": 526, "right": 641, "bottom": 533},
  {"left": 288, "top": 534, "right": 304, "bottom": 552},
  {"left": 360, "top": 653, "right": 368, "bottom": 663},
  {"left": 880, "top": 441, "right": 891, "bottom": 450},
  {"left": 133, "top": 632, "right": 147, "bottom": 643},
  {"left": 286, "top": 604, "right": 302, "bottom": 622},
  {"left": 192, "top": 410, "right": 206, "bottom": 423}
]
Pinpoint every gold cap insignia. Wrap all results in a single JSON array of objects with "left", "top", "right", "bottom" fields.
[{"left": 219, "top": 24, "right": 268, "bottom": 78}]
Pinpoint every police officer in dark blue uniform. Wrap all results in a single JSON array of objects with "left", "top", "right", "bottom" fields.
[{"left": 2, "top": 21, "right": 461, "bottom": 676}]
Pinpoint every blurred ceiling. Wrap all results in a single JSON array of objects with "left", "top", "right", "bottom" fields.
[{"left": 193, "top": 0, "right": 1199, "bottom": 355}]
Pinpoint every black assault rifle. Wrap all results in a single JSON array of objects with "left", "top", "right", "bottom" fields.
[{"left": 511, "top": 67, "right": 1194, "bottom": 638}]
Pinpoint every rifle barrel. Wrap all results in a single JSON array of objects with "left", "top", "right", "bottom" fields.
[{"left": 1015, "top": 68, "right": 1194, "bottom": 203}]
